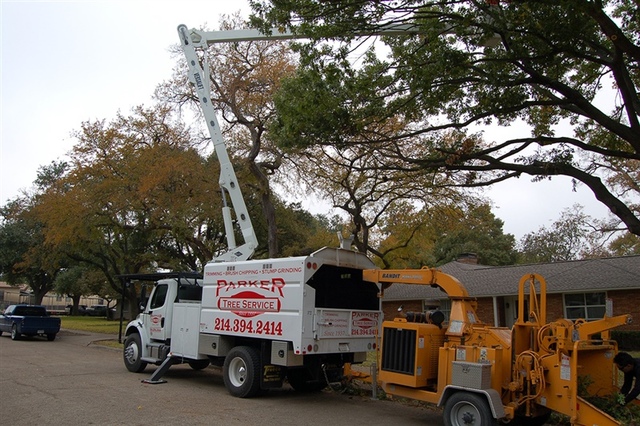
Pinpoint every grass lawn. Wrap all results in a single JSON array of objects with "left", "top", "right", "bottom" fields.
[
  {"left": 60, "top": 316, "right": 123, "bottom": 334},
  {"left": 59, "top": 316, "right": 125, "bottom": 349}
]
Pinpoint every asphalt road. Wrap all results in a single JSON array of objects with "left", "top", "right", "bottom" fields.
[{"left": 0, "top": 330, "right": 444, "bottom": 425}]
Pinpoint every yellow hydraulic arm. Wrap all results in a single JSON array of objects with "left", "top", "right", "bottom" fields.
[{"left": 362, "top": 267, "right": 469, "bottom": 298}]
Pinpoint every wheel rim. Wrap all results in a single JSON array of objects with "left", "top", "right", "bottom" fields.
[
  {"left": 450, "top": 401, "right": 481, "bottom": 426},
  {"left": 11, "top": 326, "right": 17, "bottom": 338},
  {"left": 125, "top": 341, "right": 139, "bottom": 364},
  {"left": 228, "top": 356, "right": 248, "bottom": 388}
]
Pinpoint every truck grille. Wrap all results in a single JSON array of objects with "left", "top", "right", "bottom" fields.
[{"left": 381, "top": 327, "right": 416, "bottom": 375}]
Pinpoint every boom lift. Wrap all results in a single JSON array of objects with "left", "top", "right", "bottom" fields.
[
  {"left": 362, "top": 268, "right": 633, "bottom": 426},
  {"left": 177, "top": 25, "right": 260, "bottom": 262}
]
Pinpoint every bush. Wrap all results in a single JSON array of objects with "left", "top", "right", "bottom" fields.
[{"left": 611, "top": 331, "right": 640, "bottom": 351}]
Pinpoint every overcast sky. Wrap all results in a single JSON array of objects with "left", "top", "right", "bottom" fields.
[{"left": 1, "top": 0, "right": 610, "bottom": 241}]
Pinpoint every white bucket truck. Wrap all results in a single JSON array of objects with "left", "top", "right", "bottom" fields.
[{"left": 122, "top": 247, "right": 381, "bottom": 397}]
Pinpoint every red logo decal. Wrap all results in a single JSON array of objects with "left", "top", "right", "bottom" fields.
[{"left": 218, "top": 290, "right": 281, "bottom": 318}]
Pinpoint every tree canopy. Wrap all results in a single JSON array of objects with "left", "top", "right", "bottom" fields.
[{"left": 249, "top": 0, "right": 640, "bottom": 236}]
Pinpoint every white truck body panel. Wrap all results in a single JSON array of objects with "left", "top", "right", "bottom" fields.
[
  {"left": 170, "top": 303, "right": 206, "bottom": 359},
  {"left": 200, "top": 248, "right": 381, "bottom": 355}
]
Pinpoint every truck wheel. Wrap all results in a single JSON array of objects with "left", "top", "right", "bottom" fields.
[
  {"left": 188, "top": 359, "right": 210, "bottom": 370},
  {"left": 287, "top": 368, "right": 328, "bottom": 392},
  {"left": 11, "top": 324, "right": 20, "bottom": 340},
  {"left": 444, "top": 392, "right": 496, "bottom": 426},
  {"left": 46, "top": 333, "right": 56, "bottom": 341},
  {"left": 223, "top": 346, "right": 261, "bottom": 398},
  {"left": 123, "top": 334, "right": 148, "bottom": 373}
]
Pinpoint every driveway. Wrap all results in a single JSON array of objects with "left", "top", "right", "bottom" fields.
[{"left": 0, "top": 330, "right": 444, "bottom": 425}]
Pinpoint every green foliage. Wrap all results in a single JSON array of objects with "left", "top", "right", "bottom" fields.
[
  {"left": 375, "top": 201, "right": 516, "bottom": 268},
  {"left": 0, "top": 197, "right": 61, "bottom": 303},
  {"left": 518, "top": 205, "right": 598, "bottom": 263},
  {"left": 576, "top": 375, "right": 640, "bottom": 426},
  {"left": 430, "top": 203, "right": 517, "bottom": 266},
  {"left": 250, "top": 0, "right": 640, "bottom": 238}
]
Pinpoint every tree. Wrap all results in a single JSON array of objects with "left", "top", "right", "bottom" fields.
[
  {"left": 274, "top": 201, "right": 343, "bottom": 256},
  {"left": 33, "top": 105, "right": 223, "bottom": 315},
  {"left": 54, "top": 265, "right": 113, "bottom": 315},
  {"left": 431, "top": 203, "right": 517, "bottom": 266},
  {"left": 285, "top": 140, "right": 474, "bottom": 261},
  {"left": 249, "top": 0, "right": 640, "bottom": 237},
  {"left": 0, "top": 199, "right": 57, "bottom": 303},
  {"left": 517, "top": 205, "right": 602, "bottom": 263},
  {"left": 377, "top": 202, "right": 516, "bottom": 268},
  {"left": 0, "top": 162, "right": 70, "bottom": 304}
]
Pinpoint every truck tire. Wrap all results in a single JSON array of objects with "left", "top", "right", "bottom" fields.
[
  {"left": 11, "top": 324, "right": 20, "bottom": 340},
  {"left": 188, "top": 359, "right": 210, "bottom": 370},
  {"left": 223, "top": 346, "right": 261, "bottom": 398},
  {"left": 46, "top": 333, "right": 56, "bottom": 341},
  {"left": 444, "top": 392, "right": 497, "bottom": 426},
  {"left": 123, "top": 334, "right": 148, "bottom": 373}
]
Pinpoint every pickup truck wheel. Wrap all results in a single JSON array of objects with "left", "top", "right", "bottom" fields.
[
  {"left": 46, "top": 333, "right": 56, "bottom": 341},
  {"left": 223, "top": 346, "right": 261, "bottom": 398},
  {"left": 11, "top": 324, "right": 20, "bottom": 340},
  {"left": 123, "top": 334, "right": 148, "bottom": 373},
  {"left": 444, "top": 392, "right": 496, "bottom": 426},
  {"left": 188, "top": 359, "right": 210, "bottom": 370}
]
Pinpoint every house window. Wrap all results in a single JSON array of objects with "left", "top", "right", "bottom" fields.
[{"left": 564, "top": 292, "right": 606, "bottom": 321}]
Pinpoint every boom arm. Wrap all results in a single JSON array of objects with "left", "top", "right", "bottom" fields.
[
  {"left": 363, "top": 267, "right": 470, "bottom": 298},
  {"left": 177, "top": 25, "right": 259, "bottom": 262}
]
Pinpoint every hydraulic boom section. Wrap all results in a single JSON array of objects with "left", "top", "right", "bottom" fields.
[{"left": 177, "top": 25, "right": 258, "bottom": 262}]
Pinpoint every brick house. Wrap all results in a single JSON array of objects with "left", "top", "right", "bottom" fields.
[{"left": 381, "top": 254, "right": 640, "bottom": 331}]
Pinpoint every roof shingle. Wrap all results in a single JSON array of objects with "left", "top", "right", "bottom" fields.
[{"left": 382, "top": 255, "right": 640, "bottom": 301}]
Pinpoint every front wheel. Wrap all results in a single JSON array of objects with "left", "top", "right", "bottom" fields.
[
  {"left": 11, "top": 324, "right": 20, "bottom": 340},
  {"left": 123, "top": 334, "right": 148, "bottom": 373},
  {"left": 444, "top": 392, "right": 497, "bottom": 426},
  {"left": 223, "top": 346, "right": 261, "bottom": 398}
]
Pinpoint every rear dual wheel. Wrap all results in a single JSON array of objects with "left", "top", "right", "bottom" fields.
[{"left": 223, "top": 346, "right": 261, "bottom": 398}]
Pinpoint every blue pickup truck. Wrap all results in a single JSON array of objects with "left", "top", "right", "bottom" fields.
[{"left": 0, "top": 304, "right": 61, "bottom": 341}]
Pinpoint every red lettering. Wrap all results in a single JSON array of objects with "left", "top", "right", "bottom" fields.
[{"left": 216, "top": 277, "right": 286, "bottom": 297}]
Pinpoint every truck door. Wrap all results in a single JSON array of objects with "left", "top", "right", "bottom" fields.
[{"left": 147, "top": 283, "right": 171, "bottom": 342}]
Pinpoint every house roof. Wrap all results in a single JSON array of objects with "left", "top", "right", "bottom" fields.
[{"left": 381, "top": 255, "right": 640, "bottom": 301}]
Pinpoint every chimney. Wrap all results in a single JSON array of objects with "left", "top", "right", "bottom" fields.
[{"left": 457, "top": 252, "right": 478, "bottom": 264}]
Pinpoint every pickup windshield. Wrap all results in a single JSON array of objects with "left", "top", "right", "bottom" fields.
[{"left": 13, "top": 306, "right": 47, "bottom": 316}]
